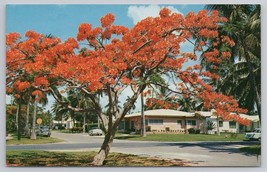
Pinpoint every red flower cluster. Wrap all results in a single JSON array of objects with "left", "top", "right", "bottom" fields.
[{"left": 100, "top": 13, "right": 115, "bottom": 27}]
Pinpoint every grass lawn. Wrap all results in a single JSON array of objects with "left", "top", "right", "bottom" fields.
[
  {"left": 115, "top": 133, "right": 245, "bottom": 142},
  {"left": 6, "top": 150, "right": 188, "bottom": 167},
  {"left": 239, "top": 145, "right": 261, "bottom": 155},
  {"left": 6, "top": 136, "right": 64, "bottom": 145}
]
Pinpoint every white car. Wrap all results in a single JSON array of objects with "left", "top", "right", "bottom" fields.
[
  {"left": 88, "top": 127, "right": 103, "bottom": 136},
  {"left": 245, "top": 128, "right": 261, "bottom": 140}
]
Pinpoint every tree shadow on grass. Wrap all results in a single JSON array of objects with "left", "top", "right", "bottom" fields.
[
  {"left": 7, "top": 151, "right": 188, "bottom": 167},
  {"left": 7, "top": 151, "right": 95, "bottom": 167}
]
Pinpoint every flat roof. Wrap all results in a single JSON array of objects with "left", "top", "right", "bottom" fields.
[
  {"left": 125, "top": 109, "right": 259, "bottom": 122},
  {"left": 125, "top": 109, "right": 194, "bottom": 118}
]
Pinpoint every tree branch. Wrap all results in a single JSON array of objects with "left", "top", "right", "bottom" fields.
[
  {"left": 132, "top": 40, "right": 151, "bottom": 54},
  {"left": 150, "top": 82, "right": 183, "bottom": 95}
]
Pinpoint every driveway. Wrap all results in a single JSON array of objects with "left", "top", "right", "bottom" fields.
[{"left": 7, "top": 131, "right": 261, "bottom": 166}]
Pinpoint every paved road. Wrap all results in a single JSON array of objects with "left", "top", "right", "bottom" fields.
[{"left": 7, "top": 131, "right": 261, "bottom": 166}]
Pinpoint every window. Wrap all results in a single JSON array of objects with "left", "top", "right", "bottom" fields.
[
  {"left": 186, "top": 120, "right": 196, "bottom": 126},
  {"left": 177, "top": 120, "right": 182, "bottom": 124},
  {"left": 148, "top": 119, "right": 163, "bottom": 125},
  {"left": 219, "top": 121, "right": 223, "bottom": 127},
  {"left": 118, "top": 121, "right": 125, "bottom": 130},
  {"left": 229, "top": 121, "right": 236, "bottom": 129}
]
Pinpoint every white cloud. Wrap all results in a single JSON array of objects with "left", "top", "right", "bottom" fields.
[{"left": 127, "top": 5, "right": 183, "bottom": 24}]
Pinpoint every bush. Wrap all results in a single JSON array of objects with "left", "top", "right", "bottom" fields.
[
  {"left": 187, "top": 128, "right": 201, "bottom": 134},
  {"left": 188, "top": 128, "right": 195, "bottom": 134},
  {"left": 57, "top": 125, "right": 65, "bottom": 130},
  {"left": 69, "top": 127, "right": 83, "bottom": 133},
  {"left": 195, "top": 129, "right": 201, "bottom": 134},
  {"left": 206, "top": 121, "right": 216, "bottom": 130}
]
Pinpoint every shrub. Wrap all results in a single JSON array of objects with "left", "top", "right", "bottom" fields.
[
  {"left": 188, "top": 128, "right": 196, "bottom": 134},
  {"left": 206, "top": 121, "right": 216, "bottom": 130},
  {"left": 57, "top": 125, "right": 65, "bottom": 130},
  {"left": 69, "top": 127, "right": 83, "bottom": 133}
]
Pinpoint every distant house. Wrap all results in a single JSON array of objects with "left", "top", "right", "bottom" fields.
[
  {"left": 52, "top": 116, "right": 80, "bottom": 129},
  {"left": 195, "top": 111, "right": 260, "bottom": 134},
  {"left": 119, "top": 109, "right": 260, "bottom": 134}
]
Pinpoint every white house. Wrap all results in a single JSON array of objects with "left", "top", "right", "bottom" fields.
[
  {"left": 120, "top": 109, "right": 260, "bottom": 134},
  {"left": 197, "top": 111, "right": 260, "bottom": 134},
  {"left": 52, "top": 116, "right": 80, "bottom": 129}
]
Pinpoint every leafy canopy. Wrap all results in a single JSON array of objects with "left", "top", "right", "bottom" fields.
[{"left": 6, "top": 8, "right": 250, "bottom": 126}]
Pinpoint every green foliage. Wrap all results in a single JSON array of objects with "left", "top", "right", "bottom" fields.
[
  {"left": 188, "top": 128, "right": 195, "bottom": 134},
  {"left": 68, "top": 127, "right": 83, "bottom": 133},
  {"left": 6, "top": 103, "right": 52, "bottom": 134},
  {"left": 204, "top": 5, "right": 261, "bottom": 114},
  {"left": 206, "top": 121, "right": 216, "bottom": 130},
  {"left": 188, "top": 128, "right": 200, "bottom": 134}
]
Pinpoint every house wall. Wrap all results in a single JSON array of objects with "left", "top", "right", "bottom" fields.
[
  {"left": 124, "top": 114, "right": 260, "bottom": 134},
  {"left": 206, "top": 118, "right": 240, "bottom": 133},
  {"left": 52, "top": 117, "right": 75, "bottom": 129},
  {"left": 125, "top": 116, "right": 205, "bottom": 133}
]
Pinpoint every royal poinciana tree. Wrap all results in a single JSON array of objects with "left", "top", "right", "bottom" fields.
[{"left": 6, "top": 8, "right": 250, "bottom": 165}]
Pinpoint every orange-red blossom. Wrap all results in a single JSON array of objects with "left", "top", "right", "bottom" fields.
[{"left": 6, "top": 8, "right": 250, "bottom": 126}]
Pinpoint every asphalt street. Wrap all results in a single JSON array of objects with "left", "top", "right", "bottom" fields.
[{"left": 6, "top": 131, "right": 261, "bottom": 166}]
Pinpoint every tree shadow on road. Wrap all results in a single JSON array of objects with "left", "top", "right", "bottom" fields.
[{"left": 155, "top": 141, "right": 261, "bottom": 157}]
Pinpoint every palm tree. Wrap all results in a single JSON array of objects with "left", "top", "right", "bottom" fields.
[
  {"left": 30, "top": 96, "right": 38, "bottom": 139},
  {"left": 177, "top": 98, "right": 202, "bottom": 112},
  {"left": 30, "top": 92, "right": 49, "bottom": 139},
  {"left": 52, "top": 89, "right": 96, "bottom": 131},
  {"left": 203, "top": 5, "right": 261, "bottom": 119},
  {"left": 51, "top": 99, "right": 69, "bottom": 128}
]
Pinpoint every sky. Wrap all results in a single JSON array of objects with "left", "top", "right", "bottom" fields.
[{"left": 6, "top": 4, "right": 205, "bottom": 112}]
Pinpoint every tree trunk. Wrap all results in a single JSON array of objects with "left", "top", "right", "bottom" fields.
[
  {"left": 72, "top": 111, "right": 75, "bottom": 128},
  {"left": 91, "top": 84, "right": 145, "bottom": 166},
  {"left": 83, "top": 112, "right": 86, "bottom": 133},
  {"left": 92, "top": 129, "right": 116, "bottom": 166},
  {"left": 244, "top": 50, "right": 261, "bottom": 122},
  {"left": 140, "top": 93, "right": 146, "bottom": 137},
  {"left": 17, "top": 95, "right": 22, "bottom": 140},
  {"left": 184, "top": 117, "right": 187, "bottom": 134},
  {"left": 248, "top": 65, "right": 261, "bottom": 121},
  {"left": 15, "top": 103, "right": 19, "bottom": 131},
  {"left": 217, "top": 114, "right": 220, "bottom": 135},
  {"left": 31, "top": 97, "right": 37, "bottom": 140},
  {"left": 24, "top": 97, "right": 30, "bottom": 137}
]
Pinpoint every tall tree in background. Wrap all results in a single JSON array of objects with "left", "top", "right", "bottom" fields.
[{"left": 204, "top": 5, "right": 261, "bottom": 119}]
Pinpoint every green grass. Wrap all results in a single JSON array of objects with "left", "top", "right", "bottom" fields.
[
  {"left": 6, "top": 150, "right": 189, "bottom": 167},
  {"left": 115, "top": 133, "right": 245, "bottom": 142},
  {"left": 239, "top": 145, "right": 261, "bottom": 155},
  {"left": 6, "top": 136, "right": 64, "bottom": 145}
]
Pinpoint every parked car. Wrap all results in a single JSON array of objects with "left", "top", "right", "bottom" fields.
[
  {"left": 88, "top": 127, "right": 103, "bottom": 136},
  {"left": 245, "top": 128, "right": 261, "bottom": 140},
  {"left": 36, "top": 126, "right": 51, "bottom": 137}
]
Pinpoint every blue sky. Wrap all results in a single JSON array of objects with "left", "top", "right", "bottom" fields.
[
  {"left": 6, "top": 4, "right": 205, "bottom": 112},
  {"left": 6, "top": 4, "right": 204, "bottom": 40}
]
